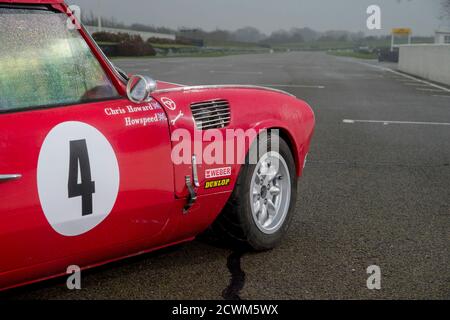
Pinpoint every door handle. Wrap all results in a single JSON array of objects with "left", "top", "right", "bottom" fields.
[{"left": 0, "top": 174, "right": 22, "bottom": 181}]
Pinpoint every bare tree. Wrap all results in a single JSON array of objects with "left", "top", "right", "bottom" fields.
[{"left": 441, "top": 0, "right": 450, "bottom": 21}]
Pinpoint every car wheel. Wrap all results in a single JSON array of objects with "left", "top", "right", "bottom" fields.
[{"left": 212, "top": 132, "right": 298, "bottom": 251}]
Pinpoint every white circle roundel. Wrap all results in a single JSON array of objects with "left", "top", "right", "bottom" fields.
[{"left": 37, "top": 121, "right": 120, "bottom": 237}]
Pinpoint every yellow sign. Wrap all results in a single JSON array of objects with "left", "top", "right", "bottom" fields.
[{"left": 392, "top": 28, "right": 412, "bottom": 35}]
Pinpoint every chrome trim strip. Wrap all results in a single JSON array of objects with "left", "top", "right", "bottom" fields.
[
  {"left": 81, "top": 25, "right": 128, "bottom": 85},
  {"left": 160, "top": 81, "right": 187, "bottom": 87},
  {"left": 154, "top": 85, "right": 296, "bottom": 98},
  {"left": 191, "top": 101, "right": 229, "bottom": 108},
  {"left": 0, "top": 174, "right": 22, "bottom": 181},
  {"left": 192, "top": 108, "right": 230, "bottom": 113},
  {"left": 194, "top": 112, "right": 231, "bottom": 121},
  {"left": 192, "top": 155, "right": 200, "bottom": 188},
  {"left": 197, "top": 117, "right": 231, "bottom": 125}
]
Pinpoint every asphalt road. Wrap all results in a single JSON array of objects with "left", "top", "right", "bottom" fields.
[{"left": 4, "top": 52, "right": 450, "bottom": 300}]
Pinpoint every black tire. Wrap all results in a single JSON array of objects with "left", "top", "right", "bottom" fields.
[{"left": 211, "top": 132, "right": 298, "bottom": 251}]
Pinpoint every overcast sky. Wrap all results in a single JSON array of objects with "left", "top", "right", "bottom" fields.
[{"left": 69, "top": 0, "right": 446, "bottom": 36}]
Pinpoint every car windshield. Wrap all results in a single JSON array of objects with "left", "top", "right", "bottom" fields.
[{"left": 0, "top": 7, "right": 119, "bottom": 112}]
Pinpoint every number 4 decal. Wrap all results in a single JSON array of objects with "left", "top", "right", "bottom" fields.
[
  {"left": 38, "top": 121, "right": 119, "bottom": 236},
  {"left": 68, "top": 140, "right": 96, "bottom": 216}
]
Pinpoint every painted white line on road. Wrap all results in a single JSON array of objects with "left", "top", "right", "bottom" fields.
[
  {"left": 403, "top": 83, "right": 430, "bottom": 87},
  {"left": 210, "top": 70, "right": 263, "bottom": 75},
  {"left": 343, "top": 119, "right": 450, "bottom": 126},
  {"left": 416, "top": 88, "right": 446, "bottom": 93},
  {"left": 352, "top": 61, "right": 450, "bottom": 93}
]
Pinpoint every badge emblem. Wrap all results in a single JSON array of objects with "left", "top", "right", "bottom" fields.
[{"left": 161, "top": 97, "right": 177, "bottom": 111}]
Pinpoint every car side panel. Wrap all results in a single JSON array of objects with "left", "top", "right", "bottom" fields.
[
  {"left": 153, "top": 87, "right": 315, "bottom": 199},
  {"left": 0, "top": 99, "right": 177, "bottom": 290},
  {"left": 147, "top": 87, "right": 314, "bottom": 243}
]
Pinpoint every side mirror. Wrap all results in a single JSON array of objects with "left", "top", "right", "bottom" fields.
[{"left": 126, "top": 75, "right": 157, "bottom": 104}]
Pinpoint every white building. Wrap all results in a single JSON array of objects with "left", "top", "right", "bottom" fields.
[{"left": 435, "top": 30, "right": 450, "bottom": 44}]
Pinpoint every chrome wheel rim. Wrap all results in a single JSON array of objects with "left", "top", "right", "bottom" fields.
[{"left": 250, "top": 151, "right": 291, "bottom": 235}]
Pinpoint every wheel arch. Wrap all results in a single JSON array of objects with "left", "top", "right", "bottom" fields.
[{"left": 273, "top": 127, "right": 302, "bottom": 176}]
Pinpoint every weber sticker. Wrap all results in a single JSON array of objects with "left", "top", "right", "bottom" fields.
[
  {"left": 205, "top": 178, "right": 231, "bottom": 189},
  {"left": 205, "top": 167, "right": 232, "bottom": 179}
]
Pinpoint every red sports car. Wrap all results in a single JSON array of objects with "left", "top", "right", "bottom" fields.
[{"left": 0, "top": 0, "right": 315, "bottom": 291}]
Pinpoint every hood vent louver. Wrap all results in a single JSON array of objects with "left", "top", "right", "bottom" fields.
[{"left": 190, "top": 99, "right": 231, "bottom": 130}]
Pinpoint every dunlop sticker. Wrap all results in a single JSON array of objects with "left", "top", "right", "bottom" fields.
[{"left": 205, "top": 178, "right": 231, "bottom": 190}]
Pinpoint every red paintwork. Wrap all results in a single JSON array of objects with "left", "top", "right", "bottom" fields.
[
  {"left": 0, "top": 1, "right": 315, "bottom": 291},
  {"left": 1, "top": 0, "right": 63, "bottom": 3}
]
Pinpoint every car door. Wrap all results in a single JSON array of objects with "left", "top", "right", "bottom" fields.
[{"left": 0, "top": 6, "right": 175, "bottom": 287}]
